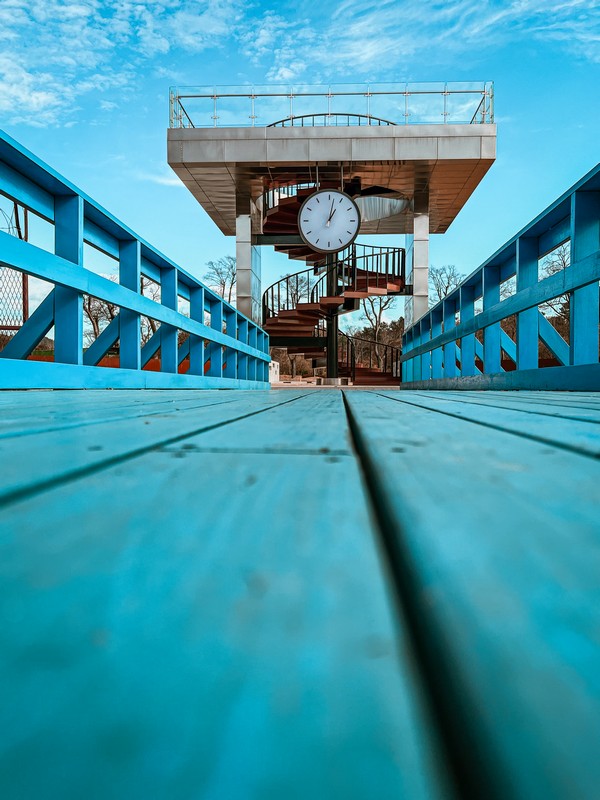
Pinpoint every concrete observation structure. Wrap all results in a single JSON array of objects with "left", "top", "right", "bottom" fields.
[{"left": 168, "top": 83, "right": 496, "bottom": 324}]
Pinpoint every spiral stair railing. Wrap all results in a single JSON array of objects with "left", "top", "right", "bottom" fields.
[
  {"left": 262, "top": 243, "right": 406, "bottom": 330},
  {"left": 267, "top": 113, "right": 397, "bottom": 128}
]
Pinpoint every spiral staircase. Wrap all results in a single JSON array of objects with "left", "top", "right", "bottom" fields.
[{"left": 261, "top": 183, "right": 409, "bottom": 383}]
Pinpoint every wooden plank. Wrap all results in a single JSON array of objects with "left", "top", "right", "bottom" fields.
[
  {"left": 444, "top": 390, "right": 600, "bottom": 410},
  {"left": 0, "top": 391, "right": 244, "bottom": 438},
  {"left": 375, "top": 390, "right": 600, "bottom": 457},
  {"left": 0, "top": 391, "right": 306, "bottom": 504},
  {"left": 344, "top": 390, "right": 600, "bottom": 800},
  {"left": 412, "top": 391, "right": 600, "bottom": 425},
  {"left": 0, "top": 391, "right": 453, "bottom": 800}
]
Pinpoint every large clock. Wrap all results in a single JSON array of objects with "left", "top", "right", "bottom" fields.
[{"left": 298, "top": 189, "right": 361, "bottom": 254}]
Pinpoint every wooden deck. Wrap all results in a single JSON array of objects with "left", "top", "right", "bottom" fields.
[{"left": 1, "top": 388, "right": 600, "bottom": 799}]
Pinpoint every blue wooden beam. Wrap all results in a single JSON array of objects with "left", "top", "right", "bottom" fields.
[
  {"left": 54, "top": 194, "right": 84, "bottom": 365},
  {"left": 538, "top": 314, "right": 569, "bottom": 366},
  {"left": 570, "top": 190, "right": 600, "bottom": 364},
  {"left": 82, "top": 316, "right": 119, "bottom": 366},
  {"left": 119, "top": 239, "right": 141, "bottom": 370},
  {"left": 516, "top": 236, "right": 539, "bottom": 370},
  {"left": 0, "top": 232, "right": 267, "bottom": 361},
  {"left": 401, "top": 251, "right": 599, "bottom": 363},
  {"left": 141, "top": 329, "right": 161, "bottom": 368}
]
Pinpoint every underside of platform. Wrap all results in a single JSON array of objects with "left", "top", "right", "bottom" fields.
[{"left": 168, "top": 124, "right": 496, "bottom": 236}]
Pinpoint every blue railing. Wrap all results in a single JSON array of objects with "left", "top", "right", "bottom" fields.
[
  {"left": 0, "top": 130, "right": 269, "bottom": 389},
  {"left": 402, "top": 163, "right": 600, "bottom": 390}
]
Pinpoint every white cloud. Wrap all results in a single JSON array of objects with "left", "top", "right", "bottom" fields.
[
  {"left": 0, "top": 0, "right": 246, "bottom": 126},
  {"left": 259, "top": 0, "right": 600, "bottom": 85},
  {"left": 1, "top": 0, "right": 598, "bottom": 128}
]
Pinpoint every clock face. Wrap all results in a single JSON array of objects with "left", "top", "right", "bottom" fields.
[{"left": 298, "top": 190, "right": 361, "bottom": 254}]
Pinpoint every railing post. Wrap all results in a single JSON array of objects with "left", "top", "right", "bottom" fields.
[
  {"left": 570, "top": 190, "right": 600, "bottom": 364},
  {"left": 443, "top": 297, "right": 457, "bottom": 378},
  {"left": 161, "top": 266, "right": 178, "bottom": 373},
  {"left": 208, "top": 298, "right": 224, "bottom": 377},
  {"left": 248, "top": 324, "right": 257, "bottom": 381},
  {"left": 431, "top": 306, "right": 443, "bottom": 379},
  {"left": 189, "top": 286, "right": 205, "bottom": 376},
  {"left": 483, "top": 265, "right": 502, "bottom": 373},
  {"left": 516, "top": 237, "right": 539, "bottom": 370},
  {"left": 119, "top": 239, "right": 141, "bottom": 370},
  {"left": 238, "top": 317, "right": 248, "bottom": 380},
  {"left": 459, "top": 284, "right": 476, "bottom": 375},
  {"left": 419, "top": 316, "right": 431, "bottom": 380},
  {"left": 224, "top": 308, "right": 238, "bottom": 379},
  {"left": 54, "top": 194, "right": 83, "bottom": 365}
]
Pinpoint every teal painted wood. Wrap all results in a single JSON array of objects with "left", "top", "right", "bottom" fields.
[
  {"left": 377, "top": 390, "right": 600, "bottom": 456},
  {"left": 0, "top": 130, "right": 269, "bottom": 389},
  {"left": 426, "top": 391, "right": 600, "bottom": 423},
  {"left": 402, "top": 164, "right": 600, "bottom": 389},
  {"left": 516, "top": 236, "right": 539, "bottom": 370},
  {"left": 0, "top": 390, "right": 453, "bottom": 800},
  {"left": 0, "top": 358, "right": 270, "bottom": 391},
  {"left": 344, "top": 390, "right": 600, "bottom": 799},
  {"left": 400, "top": 363, "right": 600, "bottom": 392},
  {"left": 0, "top": 391, "right": 297, "bottom": 505},
  {"left": 0, "top": 391, "right": 245, "bottom": 437}
]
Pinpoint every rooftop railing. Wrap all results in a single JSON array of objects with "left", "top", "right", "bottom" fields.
[{"left": 169, "top": 82, "right": 494, "bottom": 129}]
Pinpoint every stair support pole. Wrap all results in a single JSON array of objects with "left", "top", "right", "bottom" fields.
[{"left": 326, "top": 254, "right": 339, "bottom": 378}]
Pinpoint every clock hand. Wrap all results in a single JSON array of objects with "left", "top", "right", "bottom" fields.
[{"left": 326, "top": 201, "right": 336, "bottom": 227}]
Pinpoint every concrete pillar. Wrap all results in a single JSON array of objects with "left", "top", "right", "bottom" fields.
[
  {"left": 404, "top": 190, "right": 429, "bottom": 327},
  {"left": 236, "top": 213, "right": 262, "bottom": 323}
]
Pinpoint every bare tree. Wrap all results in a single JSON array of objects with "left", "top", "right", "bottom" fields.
[
  {"left": 360, "top": 295, "right": 397, "bottom": 367},
  {"left": 203, "top": 256, "right": 236, "bottom": 303},
  {"left": 539, "top": 242, "right": 570, "bottom": 323},
  {"left": 429, "top": 265, "right": 465, "bottom": 305},
  {"left": 83, "top": 275, "right": 162, "bottom": 348}
]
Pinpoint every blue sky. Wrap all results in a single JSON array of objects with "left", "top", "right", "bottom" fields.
[{"left": 1, "top": 0, "right": 599, "bottom": 301}]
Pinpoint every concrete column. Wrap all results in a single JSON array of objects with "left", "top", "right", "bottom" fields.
[
  {"left": 236, "top": 213, "right": 262, "bottom": 323},
  {"left": 404, "top": 190, "right": 429, "bottom": 327}
]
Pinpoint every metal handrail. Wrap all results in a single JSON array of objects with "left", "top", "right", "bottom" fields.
[
  {"left": 261, "top": 244, "right": 406, "bottom": 328},
  {"left": 339, "top": 331, "right": 401, "bottom": 379},
  {"left": 169, "top": 82, "right": 495, "bottom": 128}
]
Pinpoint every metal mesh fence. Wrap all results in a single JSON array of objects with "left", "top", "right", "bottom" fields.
[{"left": 0, "top": 203, "right": 28, "bottom": 330}]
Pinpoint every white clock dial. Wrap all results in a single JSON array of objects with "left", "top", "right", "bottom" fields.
[{"left": 298, "top": 190, "right": 361, "bottom": 254}]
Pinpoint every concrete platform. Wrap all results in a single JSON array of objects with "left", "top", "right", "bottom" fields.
[{"left": 168, "top": 124, "right": 496, "bottom": 236}]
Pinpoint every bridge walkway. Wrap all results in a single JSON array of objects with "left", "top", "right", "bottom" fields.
[{"left": 1, "top": 388, "right": 599, "bottom": 798}]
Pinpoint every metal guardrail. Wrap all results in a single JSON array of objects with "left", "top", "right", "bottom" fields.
[
  {"left": 0, "top": 130, "right": 270, "bottom": 389},
  {"left": 339, "top": 331, "right": 401, "bottom": 383},
  {"left": 401, "top": 163, "right": 600, "bottom": 390},
  {"left": 169, "top": 82, "right": 494, "bottom": 128}
]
